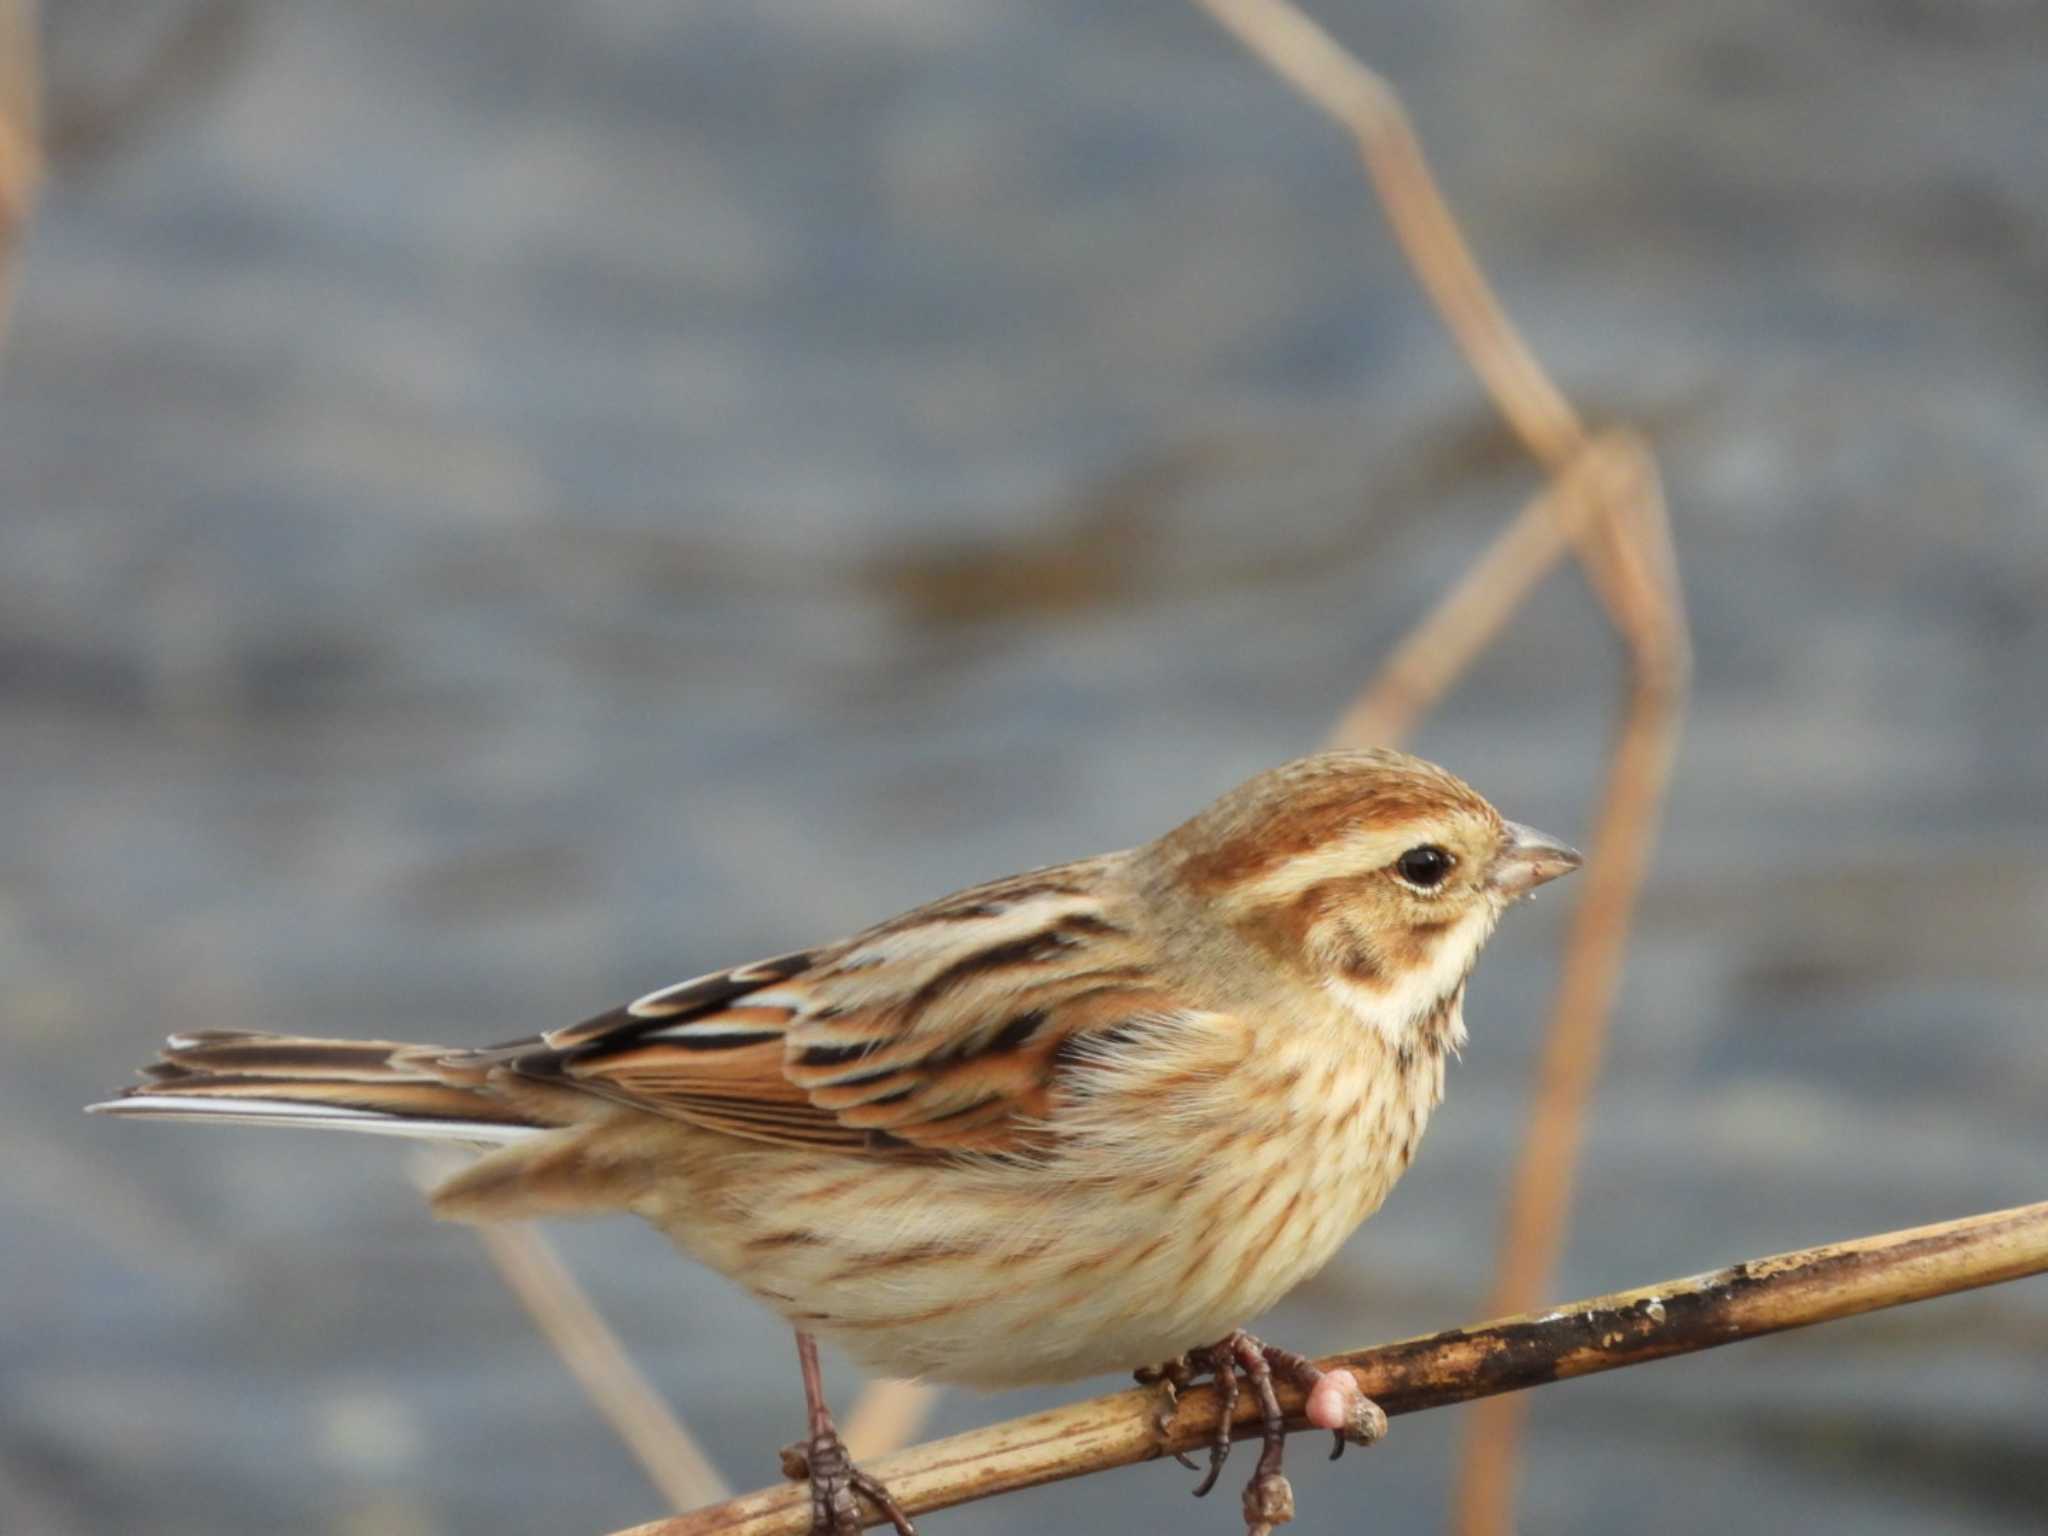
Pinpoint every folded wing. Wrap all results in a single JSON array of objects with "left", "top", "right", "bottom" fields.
[{"left": 513, "top": 859, "right": 1178, "bottom": 1156}]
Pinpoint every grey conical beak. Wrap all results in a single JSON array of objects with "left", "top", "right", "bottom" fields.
[{"left": 1489, "top": 821, "right": 1583, "bottom": 898}]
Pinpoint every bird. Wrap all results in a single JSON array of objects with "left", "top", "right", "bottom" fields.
[{"left": 91, "top": 747, "right": 1580, "bottom": 1535}]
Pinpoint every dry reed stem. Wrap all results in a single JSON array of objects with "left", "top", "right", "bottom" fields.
[
  {"left": 474, "top": 1223, "right": 733, "bottom": 1510},
  {"left": 1329, "top": 429, "right": 1651, "bottom": 746},
  {"left": 1189, "top": 0, "right": 1583, "bottom": 467},
  {"left": 472, "top": 1213, "right": 935, "bottom": 1491},
  {"left": 840, "top": 1380, "right": 945, "bottom": 1465},
  {"left": 609, "top": 1200, "right": 2048, "bottom": 1536},
  {"left": 1449, "top": 379, "right": 1689, "bottom": 1536},
  {"left": 1452, "top": 524, "right": 1688, "bottom": 1536},
  {"left": 1186, "top": 4, "right": 1693, "bottom": 1527}
]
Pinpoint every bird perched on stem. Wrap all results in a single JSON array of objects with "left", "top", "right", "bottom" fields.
[{"left": 92, "top": 748, "right": 1579, "bottom": 1536}]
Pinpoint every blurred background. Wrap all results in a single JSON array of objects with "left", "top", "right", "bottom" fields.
[{"left": 3, "top": 1, "right": 2045, "bottom": 1533}]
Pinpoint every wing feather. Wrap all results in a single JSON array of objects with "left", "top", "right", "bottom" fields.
[{"left": 500, "top": 857, "right": 1176, "bottom": 1156}]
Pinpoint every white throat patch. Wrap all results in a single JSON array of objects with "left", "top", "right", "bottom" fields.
[{"left": 1321, "top": 903, "right": 1496, "bottom": 1049}]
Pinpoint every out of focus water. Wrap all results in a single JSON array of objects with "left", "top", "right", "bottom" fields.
[{"left": 3, "top": 2, "right": 2045, "bottom": 1533}]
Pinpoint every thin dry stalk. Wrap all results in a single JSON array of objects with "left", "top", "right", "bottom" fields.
[
  {"left": 1452, "top": 565, "right": 1687, "bottom": 1536},
  {"left": 610, "top": 1200, "right": 2048, "bottom": 1536},
  {"left": 1188, "top": 0, "right": 1583, "bottom": 467},
  {"left": 1329, "top": 430, "right": 1648, "bottom": 747},
  {"left": 474, "top": 1209, "right": 933, "bottom": 1492},
  {"left": 1449, "top": 441, "right": 1689, "bottom": 1536},
  {"left": 839, "top": 1380, "right": 945, "bottom": 1465},
  {"left": 1185, "top": 5, "right": 1693, "bottom": 1527},
  {"left": 475, "top": 1223, "right": 732, "bottom": 1511}
]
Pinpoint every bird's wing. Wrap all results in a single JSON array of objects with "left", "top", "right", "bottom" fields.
[{"left": 492, "top": 859, "right": 1186, "bottom": 1157}]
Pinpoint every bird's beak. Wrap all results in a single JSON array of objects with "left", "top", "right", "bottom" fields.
[{"left": 1488, "top": 821, "right": 1583, "bottom": 898}]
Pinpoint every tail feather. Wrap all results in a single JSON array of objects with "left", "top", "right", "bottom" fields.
[{"left": 87, "top": 1030, "right": 549, "bottom": 1147}]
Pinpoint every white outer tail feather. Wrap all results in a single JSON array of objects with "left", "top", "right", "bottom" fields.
[{"left": 84, "top": 1093, "right": 544, "bottom": 1146}]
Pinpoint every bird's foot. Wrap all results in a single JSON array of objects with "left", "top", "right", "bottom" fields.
[
  {"left": 1136, "top": 1330, "right": 1387, "bottom": 1535},
  {"left": 779, "top": 1425, "right": 915, "bottom": 1536}
]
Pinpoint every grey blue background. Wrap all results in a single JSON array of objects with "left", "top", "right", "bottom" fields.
[{"left": 4, "top": 1, "right": 2046, "bottom": 1532}]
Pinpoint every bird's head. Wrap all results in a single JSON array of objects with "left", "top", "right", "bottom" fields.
[{"left": 1148, "top": 748, "right": 1580, "bottom": 1040}]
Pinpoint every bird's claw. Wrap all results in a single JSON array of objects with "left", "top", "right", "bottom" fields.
[
  {"left": 1134, "top": 1353, "right": 1203, "bottom": 1468},
  {"left": 1137, "top": 1329, "right": 1387, "bottom": 1534},
  {"left": 781, "top": 1427, "right": 915, "bottom": 1536}
]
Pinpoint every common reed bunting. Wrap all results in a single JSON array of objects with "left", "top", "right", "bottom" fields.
[{"left": 93, "top": 748, "right": 1579, "bottom": 1534}]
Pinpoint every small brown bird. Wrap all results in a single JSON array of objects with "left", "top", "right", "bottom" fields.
[{"left": 92, "top": 749, "right": 1578, "bottom": 1534}]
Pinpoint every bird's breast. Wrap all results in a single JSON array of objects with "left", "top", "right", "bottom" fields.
[
  {"left": 638, "top": 998, "right": 1458, "bottom": 1388},
  {"left": 1203, "top": 1012, "right": 1451, "bottom": 1312}
]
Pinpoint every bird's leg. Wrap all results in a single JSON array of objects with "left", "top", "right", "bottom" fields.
[
  {"left": 1137, "top": 1329, "right": 1389, "bottom": 1534},
  {"left": 779, "top": 1330, "right": 915, "bottom": 1536},
  {"left": 1229, "top": 1335, "right": 1294, "bottom": 1536}
]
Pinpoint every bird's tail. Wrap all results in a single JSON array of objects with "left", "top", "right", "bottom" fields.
[{"left": 86, "top": 1030, "right": 549, "bottom": 1147}]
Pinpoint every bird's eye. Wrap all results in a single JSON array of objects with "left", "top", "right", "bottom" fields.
[{"left": 1395, "top": 845, "right": 1455, "bottom": 889}]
